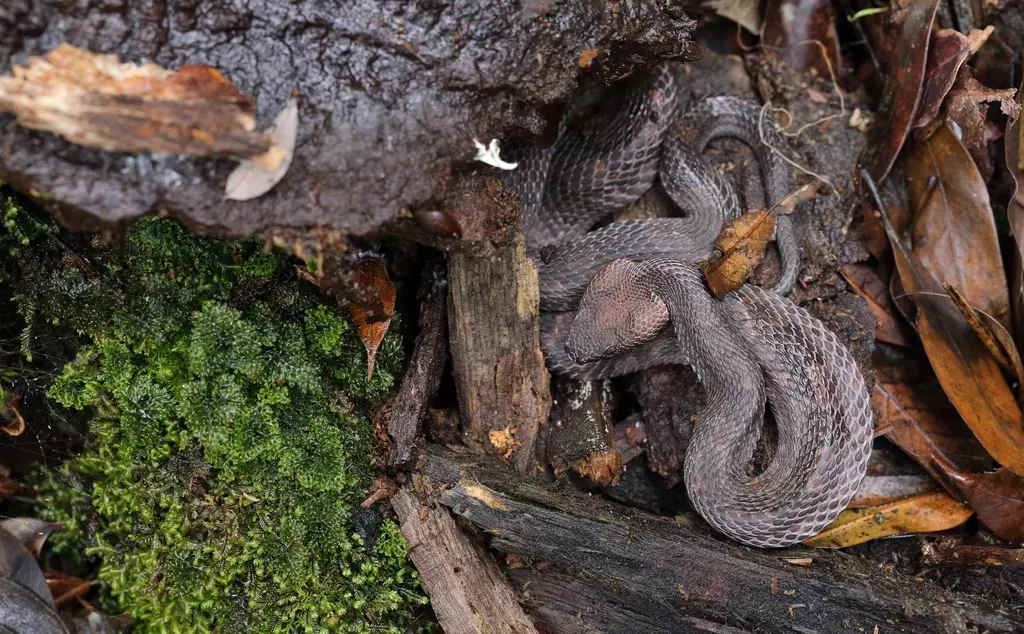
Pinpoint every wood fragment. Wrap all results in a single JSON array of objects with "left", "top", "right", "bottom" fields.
[
  {"left": 384, "top": 260, "right": 448, "bottom": 468},
  {"left": 545, "top": 377, "right": 621, "bottom": 486},
  {"left": 447, "top": 226, "right": 550, "bottom": 474},
  {"left": 0, "top": 43, "right": 280, "bottom": 167},
  {"left": 390, "top": 486, "right": 539, "bottom": 634}
]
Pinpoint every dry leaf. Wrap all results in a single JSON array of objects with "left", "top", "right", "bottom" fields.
[
  {"left": 840, "top": 264, "right": 916, "bottom": 348},
  {"left": 44, "top": 571, "right": 91, "bottom": 607},
  {"left": 1005, "top": 70, "right": 1024, "bottom": 371},
  {"left": 850, "top": 475, "right": 939, "bottom": 508},
  {"left": 0, "top": 466, "right": 20, "bottom": 501},
  {"left": 914, "top": 28, "right": 974, "bottom": 129},
  {"left": 944, "top": 283, "right": 1024, "bottom": 401},
  {"left": 348, "top": 258, "right": 396, "bottom": 381},
  {"left": 866, "top": 170, "right": 1024, "bottom": 477},
  {"left": 224, "top": 96, "right": 299, "bottom": 201},
  {"left": 854, "top": 0, "right": 940, "bottom": 258},
  {"left": 906, "top": 122, "right": 1010, "bottom": 330},
  {"left": 1, "top": 390, "right": 25, "bottom": 437},
  {"left": 941, "top": 68, "right": 1020, "bottom": 176},
  {"left": 803, "top": 492, "right": 973, "bottom": 548},
  {"left": 930, "top": 451, "right": 1024, "bottom": 543},
  {"left": 702, "top": 209, "right": 775, "bottom": 299},
  {"left": 873, "top": 346, "right": 994, "bottom": 477},
  {"left": 0, "top": 43, "right": 281, "bottom": 168}
]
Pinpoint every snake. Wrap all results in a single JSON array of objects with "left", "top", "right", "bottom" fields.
[{"left": 502, "top": 61, "right": 873, "bottom": 548}]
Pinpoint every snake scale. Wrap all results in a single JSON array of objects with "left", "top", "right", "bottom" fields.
[{"left": 502, "top": 61, "right": 873, "bottom": 548}]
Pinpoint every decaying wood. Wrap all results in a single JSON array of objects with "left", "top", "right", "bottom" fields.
[
  {"left": 390, "top": 485, "right": 539, "bottom": 634},
  {"left": 544, "top": 377, "right": 621, "bottom": 486},
  {"left": 385, "top": 260, "right": 449, "bottom": 468},
  {"left": 447, "top": 224, "right": 550, "bottom": 475},
  {"left": 419, "top": 446, "right": 1024, "bottom": 634},
  {"left": 0, "top": 0, "right": 700, "bottom": 241}
]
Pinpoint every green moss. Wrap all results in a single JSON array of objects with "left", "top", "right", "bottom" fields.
[{"left": 8, "top": 214, "right": 425, "bottom": 633}]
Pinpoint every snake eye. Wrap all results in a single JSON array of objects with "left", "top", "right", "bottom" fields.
[{"left": 709, "top": 248, "right": 723, "bottom": 263}]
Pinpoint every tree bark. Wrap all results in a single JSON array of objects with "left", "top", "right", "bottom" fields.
[
  {"left": 0, "top": 0, "right": 699, "bottom": 242},
  {"left": 447, "top": 226, "right": 549, "bottom": 475}
]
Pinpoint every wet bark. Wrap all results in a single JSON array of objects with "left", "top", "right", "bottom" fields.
[{"left": 0, "top": 0, "right": 699, "bottom": 243}]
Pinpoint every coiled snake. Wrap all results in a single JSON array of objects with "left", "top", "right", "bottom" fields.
[{"left": 503, "top": 62, "right": 873, "bottom": 548}]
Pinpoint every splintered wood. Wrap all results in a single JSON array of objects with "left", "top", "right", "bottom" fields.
[{"left": 0, "top": 43, "right": 284, "bottom": 169}]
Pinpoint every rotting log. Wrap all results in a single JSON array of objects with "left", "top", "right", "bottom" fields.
[
  {"left": 420, "top": 445, "right": 1024, "bottom": 634},
  {"left": 0, "top": 0, "right": 699, "bottom": 242},
  {"left": 447, "top": 218, "right": 550, "bottom": 474},
  {"left": 390, "top": 485, "right": 538, "bottom": 634}
]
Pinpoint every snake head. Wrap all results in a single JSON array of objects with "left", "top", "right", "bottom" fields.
[{"left": 565, "top": 259, "right": 670, "bottom": 364}]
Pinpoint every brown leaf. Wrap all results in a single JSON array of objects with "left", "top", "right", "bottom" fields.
[
  {"left": 1005, "top": 70, "right": 1024, "bottom": 364},
  {"left": 44, "top": 572, "right": 91, "bottom": 608},
  {"left": 702, "top": 209, "right": 776, "bottom": 299},
  {"left": 1, "top": 396, "right": 25, "bottom": 437},
  {"left": 872, "top": 345, "right": 993, "bottom": 476},
  {"left": 943, "top": 283, "right": 1024, "bottom": 402},
  {"left": 349, "top": 257, "right": 396, "bottom": 382},
  {"left": 0, "top": 43, "right": 282, "bottom": 167},
  {"left": 840, "top": 264, "right": 916, "bottom": 348},
  {"left": 865, "top": 170, "right": 1024, "bottom": 477},
  {"left": 855, "top": 0, "right": 941, "bottom": 186},
  {"left": 930, "top": 451, "right": 1024, "bottom": 542},
  {"left": 913, "top": 28, "right": 976, "bottom": 129},
  {"left": 922, "top": 537, "right": 1024, "bottom": 567},
  {"left": 942, "top": 68, "right": 1020, "bottom": 176},
  {"left": 906, "top": 122, "right": 1010, "bottom": 330},
  {"left": 803, "top": 492, "right": 973, "bottom": 548},
  {"left": 0, "top": 465, "right": 20, "bottom": 500},
  {"left": 850, "top": 474, "right": 939, "bottom": 508},
  {"left": 854, "top": 0, "right": 941, "bottom": 259}
]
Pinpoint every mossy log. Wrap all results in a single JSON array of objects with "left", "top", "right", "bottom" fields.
[{"left": 418, "top": 445, "right": 1024, "bottom": 634}]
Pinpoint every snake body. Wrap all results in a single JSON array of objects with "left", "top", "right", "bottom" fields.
[{"left": 506, "top": 62, "right": 873, "bottom": 548}]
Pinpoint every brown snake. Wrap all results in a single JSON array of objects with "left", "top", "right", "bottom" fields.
[{"left": 502, "top": 62, "right": 873, "bottom": 548}]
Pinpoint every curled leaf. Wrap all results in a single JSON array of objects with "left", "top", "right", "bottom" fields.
[
  {"left": 702, "top": 209, "right": 775, "bottom": 299},
  {"left": 803, "top": 492, "right": 973, "bottom": 548},
  {"left": 0, "top": 518, "right": 60, "bottom": 559},
  {"left": 930, "top": 451, "right": 1024, "bottom": 543},
  {"left": 224, "top": 96, "right": 299, "bottom": 201}
]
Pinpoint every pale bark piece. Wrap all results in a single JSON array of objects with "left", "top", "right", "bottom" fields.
[{"left": 391, "top": 486, "right": 539, "bottom": 634}]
